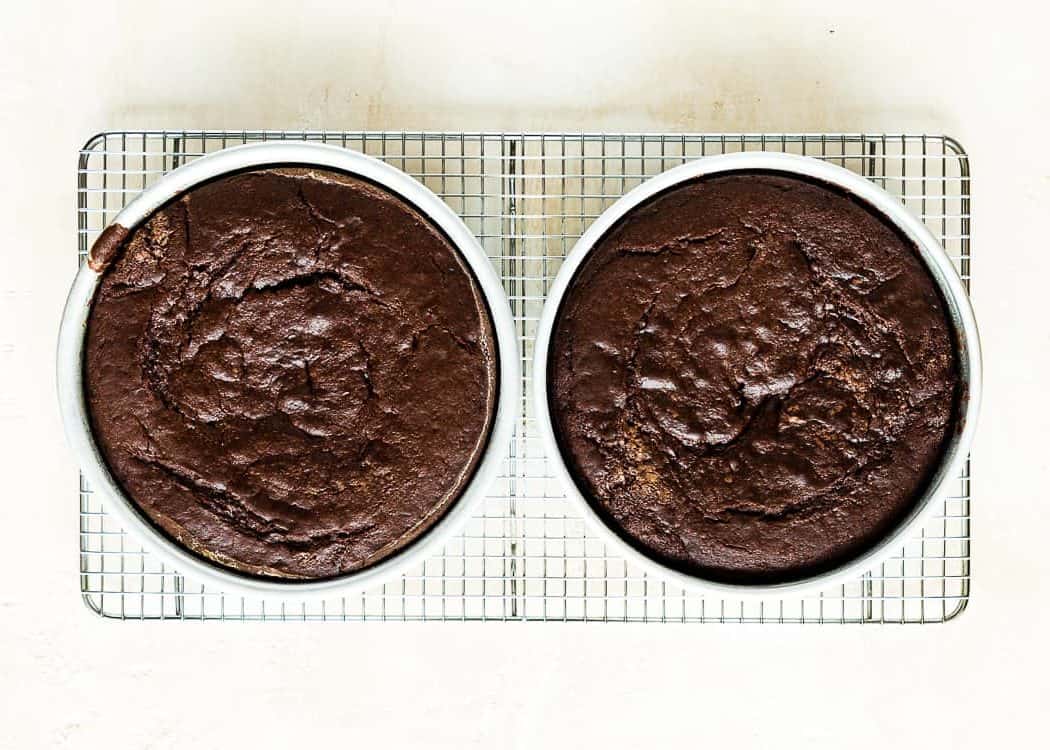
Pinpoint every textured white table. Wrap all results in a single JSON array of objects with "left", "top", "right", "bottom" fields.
[{"left": 1, "top": 0, "right": 1047, "bottom": 747}]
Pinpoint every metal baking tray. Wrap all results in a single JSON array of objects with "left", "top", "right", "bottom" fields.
[{"left": 76, "top": 131, "right": 972, "bottom": 622}]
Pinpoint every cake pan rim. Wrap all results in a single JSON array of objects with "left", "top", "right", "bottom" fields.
[
  {"left": 533, "top": 151, "right": 981, "bottom": 599},
  {"left": 58, "top": 141, "right": 520, "bottom": 599}
]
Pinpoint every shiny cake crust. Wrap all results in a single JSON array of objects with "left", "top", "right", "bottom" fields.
[
  {"left": 549, "top": 172, "right": 958, "bottom": 583},
  {"left": 86, "top": 167, "right": 497, "bottom": 580}
]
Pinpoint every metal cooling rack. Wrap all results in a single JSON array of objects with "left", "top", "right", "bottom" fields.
[{"left": 77, "top": 131, "right": 972, "bottom": 622}]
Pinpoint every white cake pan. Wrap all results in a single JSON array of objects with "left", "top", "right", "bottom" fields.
[
  {"left": 533, "top": 151, "right": 981, "bottom": 599},
  {"left": 58, "top": 142, "right": 519, "bottom": 600}
]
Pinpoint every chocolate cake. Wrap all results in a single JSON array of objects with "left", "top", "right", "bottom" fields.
[
  {"left": 85, "top": 167, "right": 497, "bottom": 580},
  {"left": 549, "top": 172, "right": 958, "bottom": 584}
]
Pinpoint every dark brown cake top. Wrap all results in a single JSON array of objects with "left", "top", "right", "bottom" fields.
[
  {"left": 86, "top": 167, "right": 497, "bottom": 579},
  {"left": 549, "top": 172, "right": 957, "bottom": 584}
]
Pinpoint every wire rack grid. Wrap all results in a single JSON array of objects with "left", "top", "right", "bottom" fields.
[{"left": 76, "top": 131, "right": 972, "bottom": 623}]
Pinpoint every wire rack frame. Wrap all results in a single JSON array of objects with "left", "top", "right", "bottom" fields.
[{"left": 76, "top": 131, "right": 972, "bottom": 623}]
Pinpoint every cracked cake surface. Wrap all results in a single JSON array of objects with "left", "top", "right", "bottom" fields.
[
  {"left": 85, "top": 166, "right": 497, "bottom": 579},
  {"left": 549, "top": 172, "right": 958, "bottom": 584}
]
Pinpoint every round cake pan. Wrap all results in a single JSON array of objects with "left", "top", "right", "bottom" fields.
[
  {"left": 58, "top": 141, "right": 520, "bottom": 599},
  {"left": 534, "top": 151, "right": 981, "bottom": 598}
]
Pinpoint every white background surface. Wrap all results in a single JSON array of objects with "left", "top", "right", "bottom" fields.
[{"left": 1, "top": 1, "right": 1047, "bottom": 746}]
